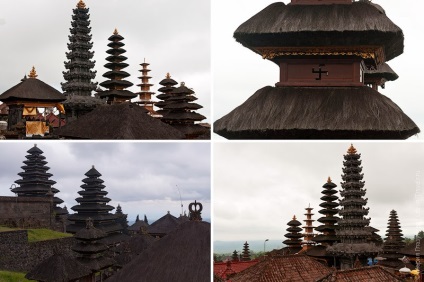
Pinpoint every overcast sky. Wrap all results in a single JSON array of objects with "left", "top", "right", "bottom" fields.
[
  {"left": 0, "top": 0, "right": 210, "bottom": 122},
  {"left": 0, "top": 142, "right": 211, "bottom": 222},
  {"left": 214, "top": 142, "right": 424, "bottom": 242},
  {"left": 212, "top": 0, "right": 424, "bottom": 139}
]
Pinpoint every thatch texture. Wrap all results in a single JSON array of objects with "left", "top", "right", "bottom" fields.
[
  {"left": 234, "top": 2, "right": 403, "bottom": 61},
  {"left": 317, "top": 265, "right": 403, "bottom": 282},
  {"left": 54, "top": 102, "right": 185, "bottom": 139},
  {"left": 230, "top": 255, "right": 331, "bottom": 282},
  {"left": 0, "top": 78, "right": 65, "bottom": 102},
  {"left": 25, "top": 253, "right": 92, "bottom": 282},
  {"left": 148, "top": 212, "right": 180, "bottom": 237},
  {"left": 108, "top": 221, "right": 210, "bottom": 282},
  {"left": 213, "top": 86, "right": 419, "bottom": 139},
  {"left": 365, "top": 63, "right": 398, "bottom": 81},
  {"left": 114, "top": 233, "right": 156, "bottom": 267}
]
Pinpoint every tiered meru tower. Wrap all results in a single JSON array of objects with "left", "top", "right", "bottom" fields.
[
  {"left": 99, "top": 29, "right": 136, "bottom": 104},
  {"left": 12, "top": 145, "right": 68, "bottom": 221},
  {"left": 313, "top": 177, "right": 339, "bottom": 246},
  {"left": 62, "top": 0, "right": 102, "bottom": 120},
  {"left": 283, "top": 216, "right": 303, "bottom": 251},
  {"left": 161, "top": 82, "right": 207, "bottom": 139},
  {"left": 214, "top": 0, "right": 419, "bottom": 139},
  {"left": 156, "top": 73, "right": 178, "bottom": 116},
  {"left": 135, "top": 60, "right": 157, "bottom": 116},
  {"left": 67, "top": 166, "right": 124, "bottom": 244},
  {"left": 301, "top": 205, "right": 316, "bottom": 251},
  {"left": 379, "top": 210, "right": 406, "bottom": 268},
  {"left": 62, "top": 0, "right": 97, "bottom": 97},
  {"left": 327, "top": 145, "right": 381, "bottom": 269},
  {"left": 241, "top": 242, "right": 251, "bottom": 261}
]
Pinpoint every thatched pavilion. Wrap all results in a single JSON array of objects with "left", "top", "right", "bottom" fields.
[{"left": 214, "top": 0, "right": 419, "bottom": 139}]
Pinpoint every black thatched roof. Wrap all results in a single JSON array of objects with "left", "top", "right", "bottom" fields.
[
  {"left": 0, "top": 77, "right": 66, "bottom": 102},
  {"left": 213, "top": 86, "right": 419, "bottom": 139},
  {"left": 114, "top": 233, "right": 156, "bottom": 267},
  {"left": 54, "top": 102, "right": 185, "bottom": 139},
  {"left": 108, "top": 221, "right": 210, "bottom": 282},
  {"left": 365, "top": 63, "right": 399, "bottom": 81},
  {"left": 25, "top": 253, "right": 92, "bottom": 282},
  {"left": 234, "top": 1, "right": 403, "bottom": 62},
  {"left": 128, "top": 220, "right": 149, "bottom": 232},
  {"left": 148, "top": 212, "right": 180, "bottom": 236}
]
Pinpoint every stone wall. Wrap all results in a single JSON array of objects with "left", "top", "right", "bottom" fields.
[
  {"left": 0, "top": 230, "right": 75, "bottom": 272},
  {"left": 0, "top": 196, "right": 53, "bottom": 228}
]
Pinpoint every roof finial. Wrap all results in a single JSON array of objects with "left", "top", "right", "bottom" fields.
[
  {"left": 28, "top": 66, "right": 38, "bottom": 79},
  {"left": 92, "top": 165, "right": 95, "bottom": 169},
  {"left": 181, "top": 82, "right": 185, "bottom": 86},
  {"left": 34, "top": 144, "right": 37, "bottom": 147},
  {"left": 347, "top": 144, "right": 357, "bottom": 154},
  {"left": 293, "top": 215, "right": 296, "bottom": 220},
  {"left": 77, "top": 0, "right": 86, "bottom": 9},
  {"left": 166, "top": 72, "right": 171, "bottom": 79},
  {"left": 327, "top": 176, "right": 332, "bottom": 183},
  {"left": 113, "top": 28, "right": 118, "bottom": 35}
]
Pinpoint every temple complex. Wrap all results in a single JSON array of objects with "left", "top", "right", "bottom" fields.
[
  {"left": 214, "top": 0, "right": 419, "bottom": 139},
  {"left": 313, "top": 177, "right": 339, "bottom": 246},
  {"left": 98, "top": 29, "right": 136, "bottom": 104},
  {"left": 67, "top": 166, "right": 127, "bottom": 245},
  {"left": 135, "top": 59, "right": 158, "bottom": 117}
]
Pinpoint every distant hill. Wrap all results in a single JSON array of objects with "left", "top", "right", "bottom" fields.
[{"left": 214, "top": 239, "right": 284, "bottom": 254}]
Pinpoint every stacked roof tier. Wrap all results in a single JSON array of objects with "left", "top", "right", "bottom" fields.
[
  {"left": 314, "top": 177, "right": 339, "bottom": 245},
  {"left": 99, "top": 29, "right": 136, "bottom": 103},
  {"left": 62, "top": 0, "right": 97, "bottom": 96},
  {"left": 301, "top": 205, "right": 316, "bottom": 250},
  {"left": 155, "top": 73, "right": 178, "bottom": 116},
  {"left": 135, "top": 60, "right": 157, "bottom": 116},
  {"left": 379, "top": 210, "right": 406, "bottom": 268},
  {"left": 67, "top": 166, "right": 124, "bottom": 239},
  {"left": 283, "top": 216, "right": 303, "bottom": 248},
  {"left": 241, "top": 242, "right": 251, "bottom": 261}
]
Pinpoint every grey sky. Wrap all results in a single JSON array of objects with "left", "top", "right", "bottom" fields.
[
  {"left": 0, "top": 0, "right": 210, "bottom": 121},
  {"left": 0, "top": 142, "right": 211, "bottom": 222},
  {"left": 214, "top": 142, "right": 424, "bottom": 242},
  {"left": 212, "top": 0, "right": 424, "bottom": 139}
]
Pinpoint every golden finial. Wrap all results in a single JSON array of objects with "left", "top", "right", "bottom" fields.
[
  {"left": 347, "top": 144, "right": 357, "bottom": 154},
  {"left": 77, "top": 0, "right": 86, "bottom": 9},
  {"left": 28, "top": 66, "right": 38, "bottom": 79},
  {"left": 166, "top": 72, "right": 171, "bottom": 79},
  {"left": 327, "top": 176, "right": 332, "bottom": 183},
  {"left": 113, "top": 28, "right": 118, "bottom": 35},
  {"left": 292, "top": 215, "right": 296, "bottom": 220}
]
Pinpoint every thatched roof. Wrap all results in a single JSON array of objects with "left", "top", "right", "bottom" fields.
[
  {"left": 365, "top": 63, "right": 399, "bottom": 81},
  {"left": 54, "top": 102, "right": 185, "bottom": 139},
  {"left": 128, "top": 220, "right": 149, "bottom": 232},
  {"left": 213, "top": 86, "right": 419, "bottom": 139},
  {"left": 108, "top": 221, "right": 210, "bottom": 282},
  {"left": 0, "top": 77, "right": 65, "bottom": 103},
  {"left": 114, "top": 233, "right": 156, "bottom": 267},
  {"left": 25, "top": 253, "right": 92, "bottom": 282},
  {"left": 316, "top": 265, "right": 403, "bottom": 282},
  {"left": 234, "top": 1, "right": 403, "bottom": 61},
  {"left": 230, "top": 254, "right": 331, "bottom": 282},
  {"left": 401, "top": 238, "right": 424, "bottom": 256},
  {"left": 148, "top": 212, "right": 180, "bottom": 236}
]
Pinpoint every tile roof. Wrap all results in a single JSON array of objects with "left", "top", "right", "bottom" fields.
[
  {"left": 230, "top": 255, "right": 331, "bottom": 282},
  {"left": 214, "top": 260, "right": 259, "bottom": 279},
  {"left": 317, "top": 266, "right": 403, "bottom": 282}
]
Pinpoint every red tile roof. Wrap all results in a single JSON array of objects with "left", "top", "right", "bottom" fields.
[
  {"left": 229, "top": 255, "right": 331, "bottom": 282},
  {"left": 317, "top": 266, "right": 403, "bottom": 282},
  {"left": 214, "top": 260, "right": 259, "bottom": 279}
]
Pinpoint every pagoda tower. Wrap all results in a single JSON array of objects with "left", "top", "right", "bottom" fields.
[
  {"left": 327, "top": 144, "right": 381, "bottom": 269},
  {"left": 283, "top": 215, "right": 303, "bottom": 250},
  {"left": 231, "top": 250, "right": 239, "bottom": 262},
  {"left": 161, "top": 82, "right": 207, "bottom": 139},
  {"left": 155, "top": 73, "right": 178, "bottom": 116},
  {"left": 379, "top": 210, "right": 406, "bottom": 268},
  {"left": 72, "top": 218, "right": 115, "bottom": 275},
  {"left": 12, "top": 145, "right": 68, "bottom": 220},
  {"left": 99, "top": 29, "right": 136, "bottom": 104},
  {"left": 62, "top": 0, "right": 97, "bottom": 97},
  {"left": 214, "top": 0, "right": 419, "bottom": 139},
  {"left": 115, "top": 204, "right": 129, "bottom": 235},
  {"left": 67, "top": 166, "right": 125, "bottom": 244},
  {"left": 241, "top": 242, "right": 251, "bottom": 261},
  {"left": 135, "top": 59, "right": 157, "bottom": 116},
  {"left": 313, "top": 177, "right": 339, "bottom": 246},
  {"left": 301, "top": 205, "right": 316, "bottom": 251}
]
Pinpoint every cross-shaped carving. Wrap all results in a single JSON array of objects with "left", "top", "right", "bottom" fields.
[{"left": 312, "top": 64, "right": 329, "bottom": 80}]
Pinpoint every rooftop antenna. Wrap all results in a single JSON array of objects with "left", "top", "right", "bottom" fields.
[{"left": 176, "top": 185, "right": 183, "bottom": 216}]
